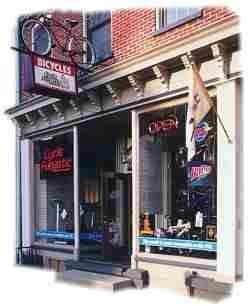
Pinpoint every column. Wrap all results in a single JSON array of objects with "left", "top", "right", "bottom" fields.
[
  {"left": 216, "top": 79, "right": 239, "bottom": 283},
  {"left": 73, "top": 126, "right": 80, "bottom": 260},
  {"left": 131, "top": 110, "right": 139, "bottom": 269},
  {"left": 16, "top": 132, "right": 22, "bottom": 263},
  {"left": 21, "top": 139, "right": 34, "bottom": 247}
]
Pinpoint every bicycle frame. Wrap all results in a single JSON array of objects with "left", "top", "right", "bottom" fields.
[{"left": 19, "top": 14, "right": 96, "bottom": 71}]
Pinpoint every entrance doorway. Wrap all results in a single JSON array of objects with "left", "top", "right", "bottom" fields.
[
  {"left": 102, "top": 173, "right": 132, "bottom": 263},
  {"left": 78, "top": 112, "right": 132, "bottom": 264}
]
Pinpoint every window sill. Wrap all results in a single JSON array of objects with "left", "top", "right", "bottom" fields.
[
  {"left": 33, "top": 241, "right": 74, "bottom": 252},
  {"left": 94, "top": 53, "right": 113, "bottom": 66},
  {"left": 152, "top": 11, "right": 202, "bottom": 38},
  {"left": 136, "top": 252, "right": 216, "bottom": 271}
]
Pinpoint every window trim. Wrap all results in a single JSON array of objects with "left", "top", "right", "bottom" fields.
[
  {"left": 154, "top": 8, "right": 202, "bottom": 36},
  {"left": 132, "top": 93, "right": 218, "bottom": 266}
]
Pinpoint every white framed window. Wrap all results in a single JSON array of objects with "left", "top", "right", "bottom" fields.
[
  {"left": 156, "top": 7, "right": 202, "bottom": 32},
  {"left": 132, "top": 95, "right": 218, "bottom": 264}
]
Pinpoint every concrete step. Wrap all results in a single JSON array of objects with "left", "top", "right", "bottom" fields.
[
  {"left": 58, "top": 269, "right": 134, "bottom": 291},
  {"left": 64, "top": 259, "right": 127, "bottom": 276}
]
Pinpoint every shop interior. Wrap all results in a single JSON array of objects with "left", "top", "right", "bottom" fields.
[{"left": 138, "top": 104, "right": 217, "bottom": 259}]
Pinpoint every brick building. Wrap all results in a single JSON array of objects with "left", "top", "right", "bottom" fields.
[{"left": 6, "top": 7, "right": 242, "bottom": 296}]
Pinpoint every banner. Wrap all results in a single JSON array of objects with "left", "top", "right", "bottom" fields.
[{"left": 186, "top": 63, "right": 213, "bottom": 160}]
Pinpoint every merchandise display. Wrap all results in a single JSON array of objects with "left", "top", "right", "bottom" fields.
[{"left": 139, "top": 105, "right": 217, "bottom": 259}]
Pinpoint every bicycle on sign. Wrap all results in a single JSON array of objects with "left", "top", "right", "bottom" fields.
[{"left": 16, "top": 13, "right": 96, "bottom": 72}]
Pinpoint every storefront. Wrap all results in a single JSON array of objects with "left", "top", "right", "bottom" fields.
[
  {"left": 6, "top": 15, "right": 242, "bottom": 294},
  {"left": 24, "top": 112, "right": 131, "bottom": 264}
]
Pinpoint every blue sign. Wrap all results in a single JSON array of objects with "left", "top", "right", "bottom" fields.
[
  {"left": 36, "top": 230, "right": 103, "bottom": 242},
  {"left": 138, "top": 237, "right": 216, "bottom": 252}
]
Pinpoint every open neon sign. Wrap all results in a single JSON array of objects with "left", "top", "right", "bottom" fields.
[
  {"left": 40, "top": 146, "right": 72, "bottom": 175},
  {"left": 148, "top": 115, "right": 179, "bottom": 135}
]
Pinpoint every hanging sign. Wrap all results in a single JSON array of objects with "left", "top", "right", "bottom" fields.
[
  {"left": 40, "top": 145, "right": 73, "bottom": 178},
  {"left": 148, "top": 115, "right": 179, "bottom": 135},
  {"left": 187, "top": 161, "right": 214, "bottom": 187},
  {"left": 32, "top": 55, "right": 78, "bottom": 97}
]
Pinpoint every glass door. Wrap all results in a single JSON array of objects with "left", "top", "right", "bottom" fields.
[
  {"left": 79, "top": 172, "right": 103, "bottom": 259},
  {"left": 102, "top": 172, "right": 132, "bottom": 263}
]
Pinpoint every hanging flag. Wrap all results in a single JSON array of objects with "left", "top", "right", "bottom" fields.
[
  {"left": 186, "top": 63, "right": 213, "bottom": 160},
  {"left": 190, "top": 63, "right": 213, "bottom": 126},
  {"left": 186, "top": 96, "right": 196, "bottom": 161}
]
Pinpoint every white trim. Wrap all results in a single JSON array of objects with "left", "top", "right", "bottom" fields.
[
  {"left": 216, "top": 79, "right": 237, "bottom": 283},
  {"left": 21, "top": 139, "right": 35, "bottom": 247},
  {"left": 137, "top": 252, "right": 216, "bottom": 268},
  {"left": 131, "top": 110, "right": 139, "bottom": 269},
  {"left": 73, "top": 126, "right": 80, "bottom": 260},
  {"left": 155, "top": 8, "right": 160, "bottom": 31}
]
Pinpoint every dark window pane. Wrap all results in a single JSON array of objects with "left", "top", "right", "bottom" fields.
[
  {"left": 90, "top": 23, "right": 111, "bottom": 62},
  {"left": 87, "top": 11, "right": 111, "bottom": 29},
  {"left": 87, "top": 11, "right": 112, "bottom": 62},
  {"left": 21, "top": 53, "right": 33, "bottom": 92},
  {"left": 33, "top": 25, "right": 50, "bottom": 54}
]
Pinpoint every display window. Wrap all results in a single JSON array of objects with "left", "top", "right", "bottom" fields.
[
  {"left": 34, "top": 132, "right": 75, "bottom": 245},
  {"left": 138, "top": 102, "right": 217, "bottom": 259}
]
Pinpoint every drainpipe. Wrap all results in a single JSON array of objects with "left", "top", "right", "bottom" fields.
[{"left": 15, "top": 18, "right": 22, "bottom": 264}]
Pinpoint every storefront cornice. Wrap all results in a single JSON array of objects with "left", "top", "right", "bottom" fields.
[
  {"left": 5, "top": 95, "right": 60, "bottom": 117},
  {"left": 20, "top": 76, "right": 229, "bottom": 139}
]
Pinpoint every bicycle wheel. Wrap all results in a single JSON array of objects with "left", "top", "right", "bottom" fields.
[
  {"left": 21, "top": 18, "right": 52, "bottom": 56},
  {"left": 68, "top": 36, "right": 96, "bottom": 70}
]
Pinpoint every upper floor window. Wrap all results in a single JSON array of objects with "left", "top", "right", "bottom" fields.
[
  {"left": 156, "top": 8, "right": 202, "bottom": 32},
  {"left": 87, "top": 11, "right": 112, "bottom": 63}
]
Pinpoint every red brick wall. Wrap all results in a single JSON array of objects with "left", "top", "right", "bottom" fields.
[
  {"left": 108, "top": 7, "right": 236, "bottom": 65},
  {"left": 51, "top": 11, "right": 83, "bottom": 62}
]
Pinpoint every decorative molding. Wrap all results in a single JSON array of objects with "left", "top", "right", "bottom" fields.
[
  {"left": 37, "top": 109, "right": 49, "bottom": 122},
  {"left": 211, "top": 43, "right": 228, "bottom": 80},
  {"left": 181, "top": 52, "right": 196, "bottom": 69},
  {"left": 105, "top": 83, "right": 121, "bottom": 104},
  {"left": 128, "top": 74, "right": 144, "bottom": 97},
  {"left": 152, "top": 64, "right": 170, "bottom": 89},
  {"left": 24, "top": 113, "right": 35, "bottom": 126},
  {"left": 12, "top": 117, "right": 23, "bottom": 129},
  {"left": 69, "top": 99, "right": 81, "bottom": 113},
  {"left": 52, "top": 103, "right": 64, "bottom": 119},
  {"left": 85, "top": 90, "right": 103, "bottom": 110}
]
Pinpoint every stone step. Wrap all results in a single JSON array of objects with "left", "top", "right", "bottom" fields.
[
  {"left": 64, "top": 260, "right": 127, "bottom": 276},
  {"left": 59, "top": 269, "right": 134, "bottom": 291}
]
